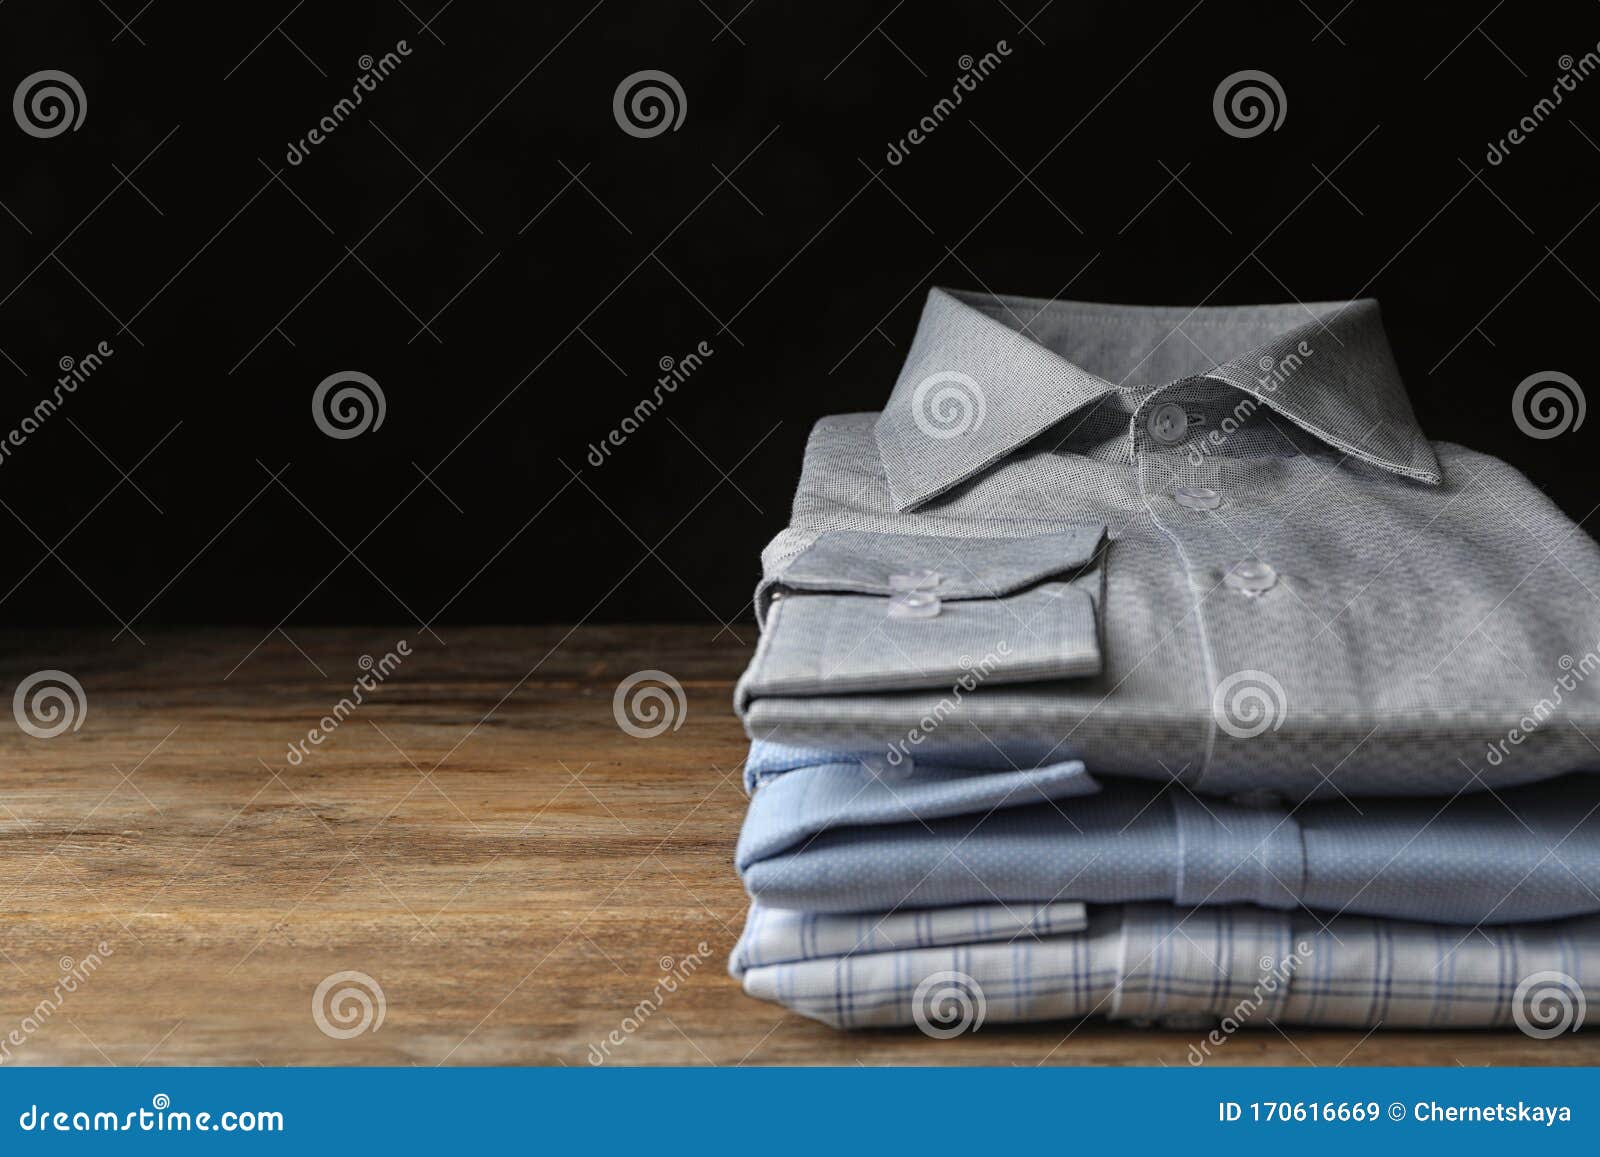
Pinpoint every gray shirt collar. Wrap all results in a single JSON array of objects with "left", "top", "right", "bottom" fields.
[{"left": 875, "top": 288, "right": 1441, "bottom": 511}]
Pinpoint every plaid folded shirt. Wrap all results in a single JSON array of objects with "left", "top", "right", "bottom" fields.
[
  {"left": 731, "top": 900, "right": 1600, "bottom": 1031},
  {"left": 735, "top": 290, "right": 1600, "bottom": 799}
]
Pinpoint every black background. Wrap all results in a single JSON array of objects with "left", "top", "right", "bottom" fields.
[{"left": 1, "top": 1, "right": 1596, "bottom": 631}]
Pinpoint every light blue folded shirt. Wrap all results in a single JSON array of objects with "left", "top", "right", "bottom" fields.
[{"left": 738, "top": 741, "right": 1600, "bottom": 925}]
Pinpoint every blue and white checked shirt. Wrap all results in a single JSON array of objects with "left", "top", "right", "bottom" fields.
[{"left": 731, "top": 901, "right": 1600, "bottom": 1030}]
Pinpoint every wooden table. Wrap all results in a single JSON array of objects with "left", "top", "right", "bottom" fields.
[{"left": 1, "top": 626, "right": 1592, "bottom": 1066}]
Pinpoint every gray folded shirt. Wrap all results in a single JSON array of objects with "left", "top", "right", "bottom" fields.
[{"left": 735, "top": 289, "right": 1600, "bottom": 798}]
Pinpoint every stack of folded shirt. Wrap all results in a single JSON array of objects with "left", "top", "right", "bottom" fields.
[{"left": 727, "top": 289, "right": 1600, "bottom": 1033}]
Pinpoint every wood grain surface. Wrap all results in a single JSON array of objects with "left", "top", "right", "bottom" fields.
[{"left": 0, "top": 626, "right": 1593, "bottom": 1067}]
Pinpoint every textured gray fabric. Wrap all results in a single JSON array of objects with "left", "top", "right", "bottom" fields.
[
  {"left": 874, "top": 294, "right": 1439, "bottom": 510},
  {"left": 775, "top": 527, "right": 1104, "bottom": 598},
  {"left": 740, "top": 582, "right": 1100, "bottom": 697},
  {"left": 736, "top": 526, "right": 1106, "bottom": 700},
  {"left": 735, "top": 746, "right": 1600, "bottom": 924},
  {"left": 732, "top": 901, "right": 1600, "bottom": 1030},
  {"left": 738, "top": 289, "right": 1600, "bottom": 798}
]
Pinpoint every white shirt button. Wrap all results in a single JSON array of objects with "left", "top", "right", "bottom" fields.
[
  {"left": 888, "top": 591, "right": 941, "bottom": 619},
  {"left": 1175, "top": 484, "right": 1221, "bottom": 511},
  {"left": 1224, "top": 559, "right": 1277, "bottom": 595},
  {"left": 1146, "top": 403, "right": 1189, "bottom": 444}
]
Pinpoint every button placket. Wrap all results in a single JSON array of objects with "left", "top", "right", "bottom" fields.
[{"left": 1132, "top": 387, "right": 1299, "bottom": 799}]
